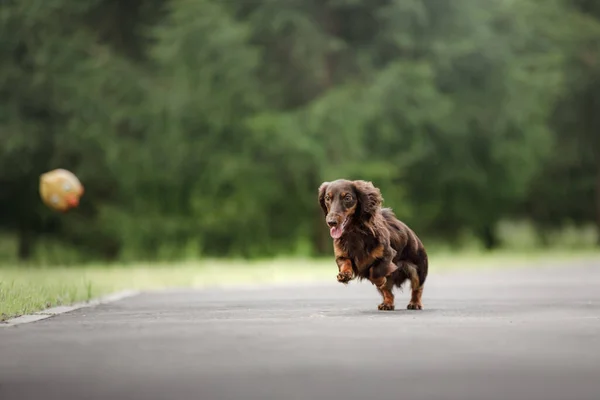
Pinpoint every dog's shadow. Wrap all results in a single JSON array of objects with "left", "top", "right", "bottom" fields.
[
  {"left": 357, "top": 308, "right": 436, "bottom": 316},
  {"left": 318, "top": 308, "right": 437, "bottom": 318}
]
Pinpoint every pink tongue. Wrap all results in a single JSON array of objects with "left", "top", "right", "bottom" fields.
[{"left": 330, "top": 226, "right": 342, "bottom": 239}]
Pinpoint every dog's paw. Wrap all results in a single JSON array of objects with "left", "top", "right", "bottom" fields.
[
  {"left": 378, "top": 303, "right": 395, "bottom": 311},
  {"left": 336, "top": 271, "right": 353, "bottom": 284},
  {"left": 407, "top": 302, "right": 423, "bottom": 310}
]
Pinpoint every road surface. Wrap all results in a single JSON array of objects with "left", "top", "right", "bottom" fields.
[{"left": 1, "top": 261, "right": 600, "bottom": 400}]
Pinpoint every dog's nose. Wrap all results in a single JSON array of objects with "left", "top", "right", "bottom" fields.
[{"left": 327, "top": 220, "right": 338, "bottom": 228}]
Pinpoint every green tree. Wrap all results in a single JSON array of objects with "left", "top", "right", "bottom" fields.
[{"left": 521, "top": 0, "right": 600, "bottom": 243}]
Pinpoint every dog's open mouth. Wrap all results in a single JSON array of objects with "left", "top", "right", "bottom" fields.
[{"left": 329, "top": 217, "right": 349, "bottom": 239}]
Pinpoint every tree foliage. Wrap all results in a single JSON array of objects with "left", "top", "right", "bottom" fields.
[{"left": 0, "top": 0, "right": 598, "bottom": 262}]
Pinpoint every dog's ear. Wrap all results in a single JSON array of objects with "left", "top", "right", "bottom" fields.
[
  {"left": 353, "top": 180, "right": 383, "bottom": 219},
  {"left": 318, "top": 181, "right": 330, "bottom": 216}
]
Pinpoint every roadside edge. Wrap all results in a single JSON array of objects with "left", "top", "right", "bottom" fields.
[{"left": 0, "top": 290, "right": 140, "bottom": 328}]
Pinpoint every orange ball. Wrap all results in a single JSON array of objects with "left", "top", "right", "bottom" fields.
[{"left": 39, "top": 169, "right": 84, "bottom": 212}]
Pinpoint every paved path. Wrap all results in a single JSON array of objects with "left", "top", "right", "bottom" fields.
[{"left": 1, "top": 261, "right": 600, "bottom": 400}]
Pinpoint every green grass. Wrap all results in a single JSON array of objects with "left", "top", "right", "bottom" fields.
[
  {"left": 0, "top": 258, "right": 335, "bottom": 321},
  {"left": 2, "top": 249, "right": 600, "bottom": 322}
]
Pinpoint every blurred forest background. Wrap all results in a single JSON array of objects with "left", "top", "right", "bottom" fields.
[{"left": 1, "top": 0, "right": 599, "bottom": 265}]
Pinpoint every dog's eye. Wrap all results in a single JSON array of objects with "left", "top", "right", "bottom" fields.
[
  {"left": 344, "top": 195, "right": 353, "bottom": 202},
  {"left": 325, "top": 195, "right": 331, "bottom": 202}
]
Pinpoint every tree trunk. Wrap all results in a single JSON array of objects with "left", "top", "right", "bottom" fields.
[
  {"left": 313, "top": 212, "right": 330, "bottom": 256},
  {"left": 596, "top": 161, "right": 600, "bottom": 246},
  {"left": 17, "top": 223, "right": 33, "bottom": 260},
  {"left": 309, "top": 166, "right": 331, "bottom": 256},
  {"left": 478, "top": 223, "right": 499, "bottom": 250}
]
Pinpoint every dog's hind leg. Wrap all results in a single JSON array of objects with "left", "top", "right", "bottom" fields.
[{"left": 405, "top": 263, "right": 424, "bottom": 310}]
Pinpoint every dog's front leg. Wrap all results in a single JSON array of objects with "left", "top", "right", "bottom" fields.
[
  {"left": 371, "top": 275, "right": 395, "bottom": 311},
  {"left": 335, "top": 257, "right": 354, "bottom": 284}
]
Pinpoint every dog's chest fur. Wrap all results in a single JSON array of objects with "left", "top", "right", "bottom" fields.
[{"left": 335, "top": 231, "right": 383, "bottom": 275}]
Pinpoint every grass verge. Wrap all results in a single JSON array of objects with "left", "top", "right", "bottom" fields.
[{"left": 2, "top": 249, "right": 600, "bottom": 321}]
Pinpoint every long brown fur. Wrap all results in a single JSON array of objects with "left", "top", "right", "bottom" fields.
[{"left": 318, "top": 179, "right": 429, "bottom": 311}]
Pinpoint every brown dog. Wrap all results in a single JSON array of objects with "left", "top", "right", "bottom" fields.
[{"left": 318, "top": 179, "right": 428, "bottom": 311}]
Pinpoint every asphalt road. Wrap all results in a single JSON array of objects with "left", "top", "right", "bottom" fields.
[{"left": 1, "top": 261, "right": 600, "bottom": 400}]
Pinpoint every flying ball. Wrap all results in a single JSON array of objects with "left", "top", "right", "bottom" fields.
[{"left": 39, "top": 169, "right": 84, "bottom": 212}]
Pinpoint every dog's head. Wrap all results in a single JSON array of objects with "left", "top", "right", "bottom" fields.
[{"left": 318, "top": 179, "right": 383, "bottom": 239}]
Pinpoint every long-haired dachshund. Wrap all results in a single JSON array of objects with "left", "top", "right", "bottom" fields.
[{"left": 318, "top": 179, "right": 429, "bottom": 311}]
